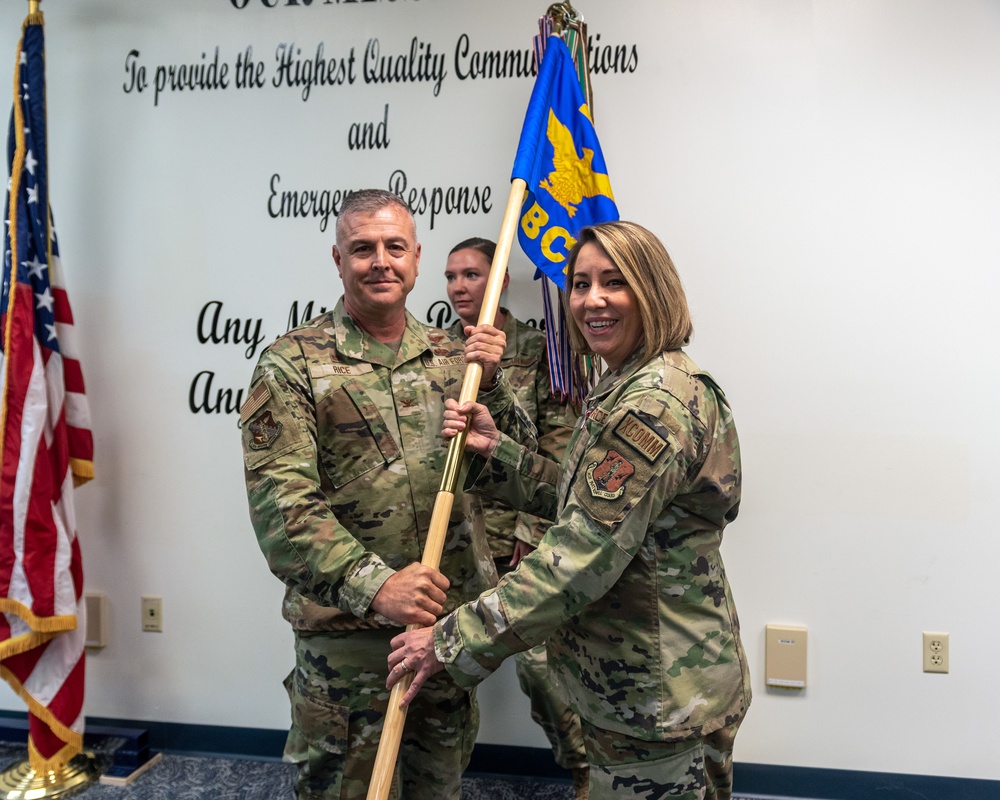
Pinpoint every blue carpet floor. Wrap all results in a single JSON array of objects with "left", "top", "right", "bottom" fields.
[{"left": 0, "top": 742, "right": 804, "bottom": 799}]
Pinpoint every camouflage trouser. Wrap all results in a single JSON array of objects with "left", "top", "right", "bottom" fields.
[
  {"left": 284, "top": 628, "right": 479, "bottom": 800},
  {"left": 496, "top": 559, "right": 586, "bottom": 771},
  {"left": 581, "top": 719, "right": 741, "bottom": 800},
  {"left": 513, "top": 645, "right": 587, "bottom": 770}
]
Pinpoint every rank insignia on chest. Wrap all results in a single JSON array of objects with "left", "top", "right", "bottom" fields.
[
  {"left": 248, "top": 410, "right": 283, "bottom": 450},
  {"left": 585, "top": 449, "right": 635, "bottom": 500}
]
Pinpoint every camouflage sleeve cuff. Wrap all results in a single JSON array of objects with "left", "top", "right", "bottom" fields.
[
  {"left": 480, "top": 372, "right": 527, "bottom": 436},
  {"left": 478, "top": 367, "right": 513, "bottom": 407},
  {"left": 490, "top": 432, "right": 534, "bottom": 474},
  {"left": 464, "top": 431, "right": 559, "bottom": 524},
  {"left": 434, "top": 589, "right": 531, "bottom": 690},
  {"left": 339, "top": 553, "right": 394, "bottom": 618},
  {"left": 462, "top": 431, "right": 526, "bottom": 493},
  {"left": 433, "top": 613, "right": 494, "bottom": 690}
]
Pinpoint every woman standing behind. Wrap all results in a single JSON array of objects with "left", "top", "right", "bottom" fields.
[
  {"left": 445, "top": 237, "right": 589, "bottom": 795},
  {"left": 389, "top": 221, "right": 751, "bottom": 800}
]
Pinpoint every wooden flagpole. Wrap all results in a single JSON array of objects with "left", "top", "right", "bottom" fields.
[{"left": 365, "top": 178, "right": 527, "bottom": 800}]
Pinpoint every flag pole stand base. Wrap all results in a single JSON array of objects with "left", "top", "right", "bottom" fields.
[{"left": 0, "top": 751, "right": 101, "bottom": 799}]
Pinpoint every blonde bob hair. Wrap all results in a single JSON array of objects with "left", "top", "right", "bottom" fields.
[{"left": 562, "top": 221, "right": 693, "bottom": 360}]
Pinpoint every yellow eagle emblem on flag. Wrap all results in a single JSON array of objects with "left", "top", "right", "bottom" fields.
[{"left": 538, "top": 105, "right": 615, "bottom": 218}]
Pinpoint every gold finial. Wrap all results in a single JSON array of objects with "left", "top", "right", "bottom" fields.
[
  {"left": 545, "top": 2, "right": 582, "bottom": 34},
  {"left": 29, "top": 0, "right": 41, "bottom": 14}
]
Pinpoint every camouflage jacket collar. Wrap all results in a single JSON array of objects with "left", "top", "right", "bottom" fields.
[
  {"left": 332, "top": 297, "right": 436, "bottom": 366},
  {"left": 587, "top": 347, "right": 697, "bottom": 408},
  {"left": 589, "top": 347, "right": 651, "bottom": 403}
]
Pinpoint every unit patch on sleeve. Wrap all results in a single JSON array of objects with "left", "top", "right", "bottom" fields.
[
  {"left": 247, "top": 410, "right": 283, "bottom": 450},
  {"left": 613, "top": 411, "right": 668, "bottom": 463},
  {"left": 585, "top": 449, "right": 635, "bottom": 500}
]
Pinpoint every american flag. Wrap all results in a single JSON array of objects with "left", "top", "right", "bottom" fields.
[{"left": 1, "top": 10, "right": 92, "bottom": 772}]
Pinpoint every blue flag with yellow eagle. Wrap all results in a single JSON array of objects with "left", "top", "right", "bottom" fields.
[{"left": 512, "top": 35, "right": 618, "bottom": 290}]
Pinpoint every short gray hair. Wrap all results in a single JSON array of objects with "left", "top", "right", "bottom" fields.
[{"left": 336, "top": 189, "right": 415, "bottom": 243}]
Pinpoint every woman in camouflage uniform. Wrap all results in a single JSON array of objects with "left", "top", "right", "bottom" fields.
[
  {"left": 388, "top": 221, "right": 751, "bottom": 800},
  {"left": 445, "top": 237, "right": 588, "bottom": 795}
]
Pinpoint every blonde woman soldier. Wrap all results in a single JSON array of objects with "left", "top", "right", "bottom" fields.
[{"left": 391, "top": 221, "right": 751, "bottom": 800}]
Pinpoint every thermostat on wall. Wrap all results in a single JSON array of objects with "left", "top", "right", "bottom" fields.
[{"left": 765, "top": 624, "right": 807, "bottom": 689}]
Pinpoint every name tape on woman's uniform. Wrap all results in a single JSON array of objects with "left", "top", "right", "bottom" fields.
[
  {"left": 586, "top": 407, "right": 609, "bottom": 425},
  {"left": 612, "top": 412, "right": 668, "bottom": 463}
]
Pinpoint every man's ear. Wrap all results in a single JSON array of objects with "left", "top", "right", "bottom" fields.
[{"left": 332, "top": 244, "right": 343, "bottom": 277}]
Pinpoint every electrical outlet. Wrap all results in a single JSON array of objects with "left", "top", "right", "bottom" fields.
[
  {"left": 142, "top": 596, "right": 163, "bottom": 633},
  {"left": 922, "top": 631, "right": 948, "bottom": 673}
]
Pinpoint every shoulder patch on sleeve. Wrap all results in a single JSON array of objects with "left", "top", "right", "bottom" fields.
[
  {"left": 571, "top": 407, "right": 680, "bottom": 530},
  {"left": 613, "top": 411, "right": 668, "bottom": 462},
  {"left": 585, "top": 449, "right": 635, "bottom": 500},
  {"left": 240, "top": 382, "right": 270, "bottom": 423},
  {"left": 241, "top": 378, "right": 310, "bottom": 470},
  {"left": 247, "top": 410, "right": 283, "bottom": 450}
]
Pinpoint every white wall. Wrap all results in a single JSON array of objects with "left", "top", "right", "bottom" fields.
[{"left": 1, "top": 0, "right": 998, "bottom": 783}]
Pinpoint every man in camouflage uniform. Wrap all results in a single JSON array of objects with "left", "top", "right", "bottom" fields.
[
  {"left": 389, "top": 221, "right": 751, "bottom": 800},
  {"left": 444, "top": 237, "right": 588, "bottom": 796},
  {"left": 240, "top": 190, "right": 518, "bottom": 800}
]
